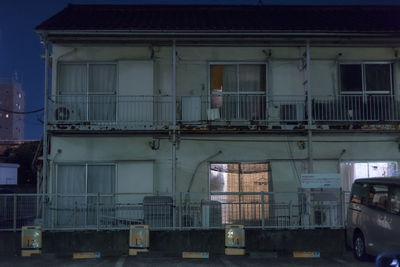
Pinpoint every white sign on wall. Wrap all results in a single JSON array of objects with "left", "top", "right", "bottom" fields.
[{"left": 300, "top": 173, "right": 341, "bottom": 189}]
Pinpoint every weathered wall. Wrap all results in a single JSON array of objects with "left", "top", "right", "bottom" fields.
[
  {"left": 48, "top": 133, "right": 400, "bottom": 199},
  {"left": 51, "top": 45, "right": 400, "bottom": 97}
]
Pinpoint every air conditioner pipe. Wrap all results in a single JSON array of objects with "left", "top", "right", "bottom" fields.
[{"left": 186, "top": 150, "right": 223, "bottom": 198}]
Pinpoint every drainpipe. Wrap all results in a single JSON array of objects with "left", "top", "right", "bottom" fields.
[
  {"left": 306, "top": 41, "right": 313, "bottom": 174},
  {"left": 171, "top": 40, "right": 177, "bottom": 226},
  {"left": 304, "top": 41, "right": 313, "bottom": 227},
  {"left": 42, "top": 38, "right": 49, "bottom": 224}
]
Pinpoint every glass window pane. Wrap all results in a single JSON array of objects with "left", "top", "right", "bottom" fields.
[
  {"left": 210, "top": 65, "right": 237, "bottom": 93},
  {"left": 365, "top": 64, "right": 391, "bottom": 92},
  {"left": 59, "top": 64, "right": 87, "bottom": 94},
  {"left": 89, "top": 64, "right": 116, "bottom": 93},
  {"left": 390, "top": 186, "right": 400, "bottom": 215},
  {"left": 367, "top": 184, "right": 388, "bottom": 210},
  {"left": 340, "top": 64, "right": 362, "bottom": 92},
  {"left": 57, "top": 165, "right": 86, "bottom": 226},
  {"left": 239, "top": 64, "right": 266, "bottom": 92},
  {"left": 87, "top": 165, "right": 115, "bottom": 225}
]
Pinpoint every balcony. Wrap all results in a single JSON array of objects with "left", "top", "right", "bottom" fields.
[{"left": 48, "top": 94, "right": 400, "bottom": 131}]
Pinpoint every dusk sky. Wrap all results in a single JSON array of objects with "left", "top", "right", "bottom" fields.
[{"left": 1, "top": 0, "right": 400, "bottom": 140}]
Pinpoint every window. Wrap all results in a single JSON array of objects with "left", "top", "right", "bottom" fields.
[
  {"left": 367, "top": 184, "right": 388, "bottom": 211},
  {"left": 350, "top": 182, "right": 369, "bottom": 204},
  {"left": 390, "top": 186, "right": 400, "bottom": 215},
  {"left": 340, "top": 63, "right": 392, "bottom": 94},
  {"left": 340, "top": 161, "right": 398, "bottom": 191},
  {"left": 58, "top": 63, "right": 117, "bottom": 121},
  {"left": 209, "top": 63, "right": 267, "bottom": 121},
  {"left": 56, "top": 164, "right": 115, "bottom": 226},
  {"left": 5, "top": 114, "right": 9, "bottom": 118},
  {"left": 210, "top": 162, "right": 271, "bottom": 225}
]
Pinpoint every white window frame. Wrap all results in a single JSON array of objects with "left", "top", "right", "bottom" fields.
[
  {"left": 57, "top": 62, "right": 118, "bottom": 122},
  {"left": 339, "top": 61, "right": 393, "bottom": 95},
  {"left": 208, "top": 62, "right": 268, "bottom": 120},
  {"left": 55, "top": 163, "right": 117, "bottom": 226}
]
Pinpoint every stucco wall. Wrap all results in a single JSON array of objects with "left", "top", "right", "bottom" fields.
[
  {"left": 51, "top": 45, "right": 400, "bottom": 97},
  {"left": 49, "top": 134, "right": 400, "bottom": 199}
]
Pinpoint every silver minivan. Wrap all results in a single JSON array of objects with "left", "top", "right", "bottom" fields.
[{"left": 346, "top": 178, "right": 400, "bottom": 260}]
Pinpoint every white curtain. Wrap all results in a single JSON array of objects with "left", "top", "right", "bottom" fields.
[
  {"left": 59, "top": 64, "right": 87, "bottom": 94},
  {"left": 239, "top": 64, "right": 263, "bottom": 92},
  {"left": 57, "top": 165, "right": 86, "bottom": 226},
  {"left": 87, "top": 165, "right": 115, "bottom": 225},
  {"left": 222, "top": 65, "right": 237, "bottom": 92},
  {"left": 88, "top": 64, "right": 116, "bottom": 121},
  {"left": 58, "top": 64, "right": 87, "bottom": 121}
]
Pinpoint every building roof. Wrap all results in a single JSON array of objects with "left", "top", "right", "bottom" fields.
[
  {"left": 354, "top": 177, "right": 400, "bottom": 186},
  {"left": 36, "top": 4, "right": 400, "bottom": 34}
]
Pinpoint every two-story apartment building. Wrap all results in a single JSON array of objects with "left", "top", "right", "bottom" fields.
[{"left": 35, "top": 4, "right": 400, "bottom": 229}]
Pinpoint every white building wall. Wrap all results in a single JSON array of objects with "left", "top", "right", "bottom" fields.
[
  {"left": 51, "top": 45, "right": 400, "bottom": 97},
  {"left": 49, "top": 134, "right": 400, "bottom": 197}
]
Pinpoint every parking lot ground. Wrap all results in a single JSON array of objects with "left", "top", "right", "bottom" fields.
[{"left": 0, "top": 251, "right": 375, "bottom": 267}]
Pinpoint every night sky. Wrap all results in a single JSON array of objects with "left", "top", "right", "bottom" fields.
[{"left": 1, "top": 0, "right": 400, "bottom": 140}]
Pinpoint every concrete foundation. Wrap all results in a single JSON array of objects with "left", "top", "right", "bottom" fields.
[{"left": 0, "top": 229, "right": 345, "bottom": 257}]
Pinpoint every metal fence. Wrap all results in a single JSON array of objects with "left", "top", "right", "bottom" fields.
[
  {"left": 0, "top": 191, "right": 346, "bottom": 231},
  {"left": 48, "top": 94, "right": 400, "bottom": 129}
]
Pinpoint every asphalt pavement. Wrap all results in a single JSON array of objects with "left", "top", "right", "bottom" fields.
[{"left": 0, "top": 251, "right": 375, "bottom": 267}]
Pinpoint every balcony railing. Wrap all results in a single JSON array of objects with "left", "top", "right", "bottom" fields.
[
  {"left": 312, "top": 95, "right": 400, "bottom": 122},
  {"left": 0, "top": 191, "right": 345, "bottom": 231},
  {"left": 48, "top": 94, "right": 400, "bottom": 130}
]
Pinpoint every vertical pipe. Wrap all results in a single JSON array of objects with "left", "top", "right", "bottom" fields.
[
  {"left": 306, "top": 41, "right": 313, "bottom": 174},
  {"left": 42, "top": 39, "right": 50, "bottom": 224},
  {"left": 13, "top": 194, "right": 17, "bottom": 232},
  {"left": 171, "top": 40, "right": 177, "bottom": 227}
]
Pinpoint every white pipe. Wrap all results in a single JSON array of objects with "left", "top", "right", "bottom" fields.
[
  {"left": 171, "top": 40, "right": 177, "bottom": 226},
  {"left": 306, "top": 41, "right": 313, "bottom": 174},
  {"left": 42, "top": 39, "right": 49, "bottom": 221}
]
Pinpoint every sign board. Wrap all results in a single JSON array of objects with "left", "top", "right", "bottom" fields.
[
  {"left": 300, "top": 173, "right": 341, "bottom": 189},
  {"left": 21, "top": 226, "right": 41, "bottom": 257},
  {"left": 225, "top": 225, "right": 245, "bottom": 255},
  {"left": 129, "top": 225, "right": 149, "bottom": 256}
]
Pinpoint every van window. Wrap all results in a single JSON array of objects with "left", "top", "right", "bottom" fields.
[
  {"left": 390, "top": 186, "right": 400, "bottom": 215},
  {"left": 367, "top": 184, "right": 388, "bottom": 211},
  {"left": 350, "top": 182, "right": 369, "bottom": 204}
]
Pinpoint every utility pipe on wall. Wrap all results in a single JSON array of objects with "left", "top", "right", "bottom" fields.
[
  {"left": 171, "top": 40, "right": 177, "bottom": 226},
  {"left": 306, "top": 41, "right": 313, "bottom": 174},
  {"left": 42, "top": 38, "right": 49, "bottom": 221}
]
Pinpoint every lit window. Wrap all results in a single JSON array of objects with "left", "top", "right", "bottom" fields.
[{"left": 5, "top": 114, "right": 9, "bottom": 118}]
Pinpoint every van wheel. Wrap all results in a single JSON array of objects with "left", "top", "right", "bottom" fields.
[{"left": 353, "top": 232, "right": 367, "bottom": 261}]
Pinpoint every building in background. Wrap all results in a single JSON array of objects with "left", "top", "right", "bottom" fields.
[{"left": 0, "top": 77, "right": 25, "bottom": 140}]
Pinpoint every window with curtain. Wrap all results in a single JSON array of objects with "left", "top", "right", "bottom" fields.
[
  {"left": 56, "top": 164, "right": 115, "bottom": 226},
  {"left": 58, "top": 63, "right": 116, "bottom": 122},
  {"left": 210, "top": 63, "right": 267, "bottom": 121}
]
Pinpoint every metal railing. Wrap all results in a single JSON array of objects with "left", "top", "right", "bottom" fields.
[
  {"left": 0, "top": 191, "right": 346, "bottom": 231},
  {"left": 48, "top": 94, "right": 400, "bottom": 129},
  {"left": 312, "top": 95, "right": 400, "bottom": 122}
]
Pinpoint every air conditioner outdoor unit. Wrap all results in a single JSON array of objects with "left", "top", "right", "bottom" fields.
[
  {"left": 182, "top": 96, "right": 201, "bottom": 123},
  {"left": 54, "top": 106, "right": 71, "bottom": 121},
  {"left": 201, "top": 200, "right": 222, "bottom": 227}
]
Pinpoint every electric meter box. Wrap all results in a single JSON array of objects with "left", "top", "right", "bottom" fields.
[
  {"left": 21, "top": 226, "right": 42, "bottom": 257},
  {"left": 225, "top": 225, "right": 245, "bottom": 255},
  {"left": 129, "top": 225, "right": 149, "bottom": 256}
]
